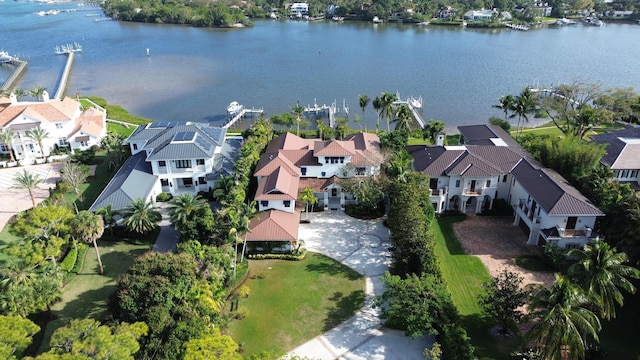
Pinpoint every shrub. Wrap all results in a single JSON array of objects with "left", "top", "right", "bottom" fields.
[
  {"left": 71, "top": 148, "right": 96, "bottom": 164},
  {"left": 345, "top": 202, "right": 385, "bottom": 220},
  {"left": 156, "top": 192, "right": 173, "bottom": 202},
  {"left": 238, "top": 285, "right": 251, "bottom": 298},
  {"left": 60, "top": 246, "right": 79, "bottom": 272},
  {"left": 234, "top": 305, "right": 249, "bottom": 320},
  {"left": 248, "top": 249, "right": 307, "bottom": 261}
]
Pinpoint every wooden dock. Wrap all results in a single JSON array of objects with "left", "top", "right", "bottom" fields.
[
  {"left": 54, "top": 52, "right": 75, "bottom": 99},
  {"left": 224, "top": 106, "right": 264, "bottom": 129},
  {"left": 505, "top": 23, "right": 530, "bottom": 31},
  {"left": 394, "top": 95, "right": 425, "bottom": 128},
  {"left": 1, "top": 58, "right": 28, "bottom": 93}
]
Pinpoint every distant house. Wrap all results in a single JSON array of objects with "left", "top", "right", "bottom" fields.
[
  {"left": 533, "top": 2, "right": 553, "bottom": 17},
  {"left": 246, "top": 132, "right": 383, "bottom": 246},
  {"left": 437, "top": 6, "right": 456, "bottom": 20},
  {"left": 408, "top": 124, "right": 604, "bottom": 249},
  {"left": 464, "top": 9, "right": 496, "bottom": 20},
  {"left": 591, "top": 126, "right": 640, "bottom": 190},
  {"left": 0, "top": 92, "right": 106, "bottom": 162},
  {"left": 90, "top": 122, "right": 239, "bottom": 211},
  {"left": 604, "top": 10, "right": 633, "bottom": 17},
  {"left": 288, "top": 2, "right": 309, "bottom": 16}
]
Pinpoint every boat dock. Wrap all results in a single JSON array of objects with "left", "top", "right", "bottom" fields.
[
  {"left": 394, "top": 95, "right": 425, "bottom": 128},
  {"left": 53, "top": 52, "right": 75, "bottom": 100},
  {"left": 224, "top": 105, "right": 264, "bottom": 129},
  {"left": 304, "top": 100, "right": 349, "bottom": 128},
  {"left": 505, "top": 23, "right": 530, "bottom": 31},
  {"left": 0, "top": 57, "right": 28, "bottom": 93}
]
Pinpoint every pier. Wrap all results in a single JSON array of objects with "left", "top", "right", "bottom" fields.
[
  {"left": 54, "top": 52, "right": 75, "bottom": 100},
  {"left": 505, "top": 23, "right": 530, "bottom": 31},
  {"left": 394, "top": 95, "right": 425, "bottom": 128},
  {"left": 304, "top": 100, "right": 349, "bottom": 128},
  {"left": 1, "top": 57, "right": 28, "bottom": 93},
  {"left": 224, "top": 105, "right": 264, "bottom": 129}
]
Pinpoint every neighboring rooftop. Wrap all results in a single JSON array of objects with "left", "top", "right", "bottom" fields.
[{"left": 591, "top": 126, "right": 640, "bottom": 169}]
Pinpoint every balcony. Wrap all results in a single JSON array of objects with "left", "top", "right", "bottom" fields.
[
  {"left": 541, "top": 225, "right": 598, "bottom": 242},
  {"left": 517, "top": 199, "right": 541, "bottom": 224},
  {"left": 462, "top": 185, "right": 496, "bottom": 196},
  {"left": 429, "top": 187, "right": 448, "bottom": 198}
]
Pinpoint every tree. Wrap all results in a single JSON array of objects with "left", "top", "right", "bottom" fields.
[
  {"left": 378, "top": 128, "right": 409, "bottom": 154},
  {"left": 392, "top": 104, "right": 413, "bottom": 131},
  {"left": 122, "top": 198, "right": 161, "bottom": 236},
  {"left": 26, "top": 127, "right": 50, "bottom": 159},
  {"left": 0, "top": 315, "right": 40, "bottom": 359},
  {"left": 488, "top": 117, "right": 511, "bottom": 132},
  {"left": 270, "top": 113, "right": 295, "bottom": 131},
  {"left": 0, "top": 261, "right": 62, "bottom": 317},
  {"left": 37, "top": 319, "right": 148, "bottom": 360},
  {"left": 70, "top": 211, "right": 105, "bottom": 275},
  {"left": 527, "top": 274, "right": 601, "bottom": 360},
  {"left": 28, "top": 86, "right": 47, "bottom": 101},
  {"left": 568, "top": 239, "right": 640, "bottom": 320},
  {"left": 291, "top": 101, "right": 306, "bottom": 136},
  {"left": 60, "top": 160, "right": 91, "bottom": 196},
  {"left": 478, "top": 269, "right": 529, "bottom": 334},
  {"left": 12, "top": 88, "right": 26, "bottom": 101},
  {"left": 96, "top": 205, "right": 119, "bottom": 235},
  {"left": 358, "top": 94, "right": 370, "bottom": 129},
  {"left": 100, "top": 132, "right": 126, "bottom": 171},
  {"left": 168, "top": 193, "right": 214, "bottom": 242},
  {"left": 372, "top": 96, "right": 382, "bottom": 130},
  {"left": 212, "top": 174, "right": 235, "bottom": 204},
  {"left": 183, "top": 328, "right": 242, "bottom": 360},
  {"left": 13, "top": 169, "right": 43, "bottom": 207},
  {"left": 510, "top": 87, "right": 538, "bottom": 139},
  {"left": 422, "top": 119, "right": 446, "bottom": 144},
  {"left": 0, "top": 128, "right": 17, "bottom": 163},
  {"left": 493, "top": 94, "right": 514, "bottom": 121},
  {"left": 299, "top": 186, "right": 318, "bottom": 221},
  {"left": 385, "top": 150, "right": 414, "bottom": 182},
  {"left": 378, "top": 91, "right": 398, "bottom": 131}
]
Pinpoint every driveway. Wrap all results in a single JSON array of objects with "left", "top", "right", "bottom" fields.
[
  {"left": 289, "top": 211, "right": 433, "bottom": 360},
  {"left": 0, "top": 163, "right": 63, "bottom": 232}
]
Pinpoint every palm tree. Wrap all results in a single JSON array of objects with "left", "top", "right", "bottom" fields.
[
  {"left": 385, "top": 151, "right": 414, "bottom": 182},
  {"left": 0, "top": 128, "right": 16, "bottom": 163},
  {"left": 510, "top": 87, "right": 537, "bottom": 139},
  {"left": 358, "top": 94, "right": 370, "bottom": 130},
  {"left": 423, "top": 119, "right": 446, "bottom": 144},
  {"left": 291, "top": 101, "right": 305, "bottom": 136},
  {"left": 13, "top": 169, "right": 43, "bottom": 207},
  {"left": 168, "top": 193, "right": 208, "bottom": 231},
  {"left": 372, "top": 96, "right": 382, "bottom": 130},
  {"left": 493, "top": 94, "right": 515, "bottom": 121},
  {"left": 96, "top": 205, "right": 119, "bottom": 235},
  {"left": 29, "top": 86, "right": 47, "bottom": 101},
  {"left": 527, "top": 274, "right": 601, "bottom": 360},
  {"left": 26, "top": 126, "right": 50, "bottom": 159},
  {"left": 392, "top": 104, "right": 413, "bottom": 131},
  {"left": 212, "top": 175, "right": 235, "bottom": 204},
  {"left": 122, "top": 198, "right": 161, "bottom": 237},
  {"left": 568, "top": 239, "right": 640, "bottom": 320},
  {"left": 379, "top": 91, "right": 398, "bottom": 131},
  {"left": 12, "top": 88, "right": 27, "bottom": 101},
  {"left": 299, "top": 186, "right": 318, "bottom": 221},
  {"left": 70, "top": 211, "right": 105, "bottom": 274},
  {"left": 225, "top": 201, "right": 257, "bottom": 267}
]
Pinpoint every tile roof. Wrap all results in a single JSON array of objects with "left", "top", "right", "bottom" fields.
[
  {"left": 255, "top": 167, "right": 300, "bottom": 200},
  {"left": 68, "top": 107, "right": 106, "bottom": 139},
  {"left": 245, "top": 210, "right": 300, "bottom": 241},
  {"left": 265, "top": 132, "right": 312, "bottom": 153},
  {"left": 446, "top": 152, "right": 502, "bottom": 176},
  {"left": 255, "top": 152, "right": 299, "bottom": 177},
  {"left": 298, "top": 176, "right": 339, "bottom": 192},
  {"left": 407, "top": 145, "right": 464, "bottom": 176},
  {"left": 458, "top": 124, "right": 521, "bottom": 148},
  {"left": 0, "top": 97, "right": 79, "bottom": 127},
  {"left": 511, "top": 159, "right": 603, "bottom": 216},
  {"left": 591, "top": 126, "right": 640, "bottom": 169}
]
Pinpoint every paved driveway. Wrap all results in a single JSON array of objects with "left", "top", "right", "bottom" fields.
[{"left": 289, "top": 211, "right": 433, "bottom": 360}]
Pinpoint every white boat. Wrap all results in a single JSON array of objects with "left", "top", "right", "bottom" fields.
[
  {"left": 417, "top": 21, "right": 430, "bottom": 26},
  {"left": 227, "top": 101, "right": 243, "bottom": 115},
  {"left": 54, "top": 42, "right": 83, "bottom": 55},
  {"left": 372, "top": 16, "right": 383, "bottom": 23},
  {"left": 556, "top": 18, "right": 577, "bottom": 25},
  {"left": 45, "top": 9, "right": 60, "bottom": 15},
  {"left": 0, "top": 51, "right": 16, "bottom": 64},
  {"left": 331, "top": 16, "right": 344, "bottom": 22},
  {"left": 35, "top": 10, "right": 46, "bottom": 16}
]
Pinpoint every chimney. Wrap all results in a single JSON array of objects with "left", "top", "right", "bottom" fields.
[{"left": 436, "top": 132, "right": 445, "bottom": 146}]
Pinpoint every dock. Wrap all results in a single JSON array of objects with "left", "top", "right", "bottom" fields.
[
  {"left": 54, "top": 52, "right": 75, "bottom": 100},
  {"left": 304, "top": 100, "right": 349, "bottom": 128},
  {"left": 1, "top": 58, "right": 28, "bottom": 93},
  {"left": 224, "top": 105, "right": 264, "bottom": 129},
  {"left": 394, "top": 95, "right": 425, "bottom": 128},
  {"left": 505, "top": 23, "right": 530, "bottom": 31}
]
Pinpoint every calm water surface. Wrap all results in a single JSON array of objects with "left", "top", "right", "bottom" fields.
[{"left": 2, "top": 1, "right": 639, "bottom": 128}]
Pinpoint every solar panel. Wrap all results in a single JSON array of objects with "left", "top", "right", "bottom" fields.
[
  {"left": 195, "top": 133, "right": 212, "bottom": 151},
  {"left": 200, "top": 126, "right": 224, "bottom": 144},
  {"left": 172, "top": 131, "right": 195, "bottom": 142}
]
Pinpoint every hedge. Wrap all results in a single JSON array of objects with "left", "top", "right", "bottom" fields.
[{"left": 247, "top": 250, "right": 306, "bottom": 261}]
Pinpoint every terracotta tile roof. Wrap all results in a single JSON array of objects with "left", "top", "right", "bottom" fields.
[
  {"left": 68, "top": 107, "right": 106, "bottom": 139},
  {"left": 298, "top": 176, "right": 339, "bottom": 192},
  {"left": 245, "top": 210, "right": 300, "bottom": 241},
  {"left": 255, "top": 152, "right": 299, "bottom": 177},
  {"left": 254, "top": 167, "right": 300, "bottom": 200},
  {"left": 313, "top": 140, "right": 357, "bottom": 157},
  {"left": 280, "top": 149, "right": 318, "bottom": 166},
  {"left": 0, "top": 97, "right": 79, "bottom": 127},
  {"left": 265, "top": 132, "right": 312, "bottom": 153}
]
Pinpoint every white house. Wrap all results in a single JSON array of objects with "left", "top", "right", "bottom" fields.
[
  {"left": 289, "top": 2, "right": 309, "bottom": 16},
  {"left": 591, "top": 125, "right": 640, "bottom": 190},
  {"left": 464, "top": 9, "right": 496, "bottom": 20},
  {"left": 0, "top": 92, "right": 106, "bottom": 163},
  {"left": 408, "top": 124, "right": 604, "bottom": 248}
]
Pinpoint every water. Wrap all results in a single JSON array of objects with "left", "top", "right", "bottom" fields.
[{"left": 2, "top": 1, "right": 640, "bottom": 129}]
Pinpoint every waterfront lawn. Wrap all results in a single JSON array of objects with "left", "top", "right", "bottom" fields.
[
  {"left": 228, "top": 252, "right": 365, "bottom": 356},
  {"left": 432, "top": 217, "right": 522, "bottom": 359},
  {"left": 107, "top": 122, "right": 137, "bottom": 138},
  {"left": 37, "top": 240, "right": 151, "bottom": 353}
]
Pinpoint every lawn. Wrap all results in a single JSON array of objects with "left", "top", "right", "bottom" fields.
[
  {"left": 107, "top": 122, "right": 138, "bottom": 138},
  {"left": 37, "top": 240, "right": 151, "bottom": 353},
  {"left": 228, "top": 252, "right": 365, "bottom": 356},
  {"left": 432, "top": 217, "right": 522, "bottom": 359}
]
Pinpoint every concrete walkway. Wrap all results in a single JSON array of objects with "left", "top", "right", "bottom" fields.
[
  {"left": 151, "top": 201, "right": 181, "bottom": 253},
  {"left": 289, "top": 211, "right": 433, "bottom": 360}
]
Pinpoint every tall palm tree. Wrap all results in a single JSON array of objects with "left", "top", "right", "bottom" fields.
[
  {"left": 493, "top": 94, "right": 515, "bottom": 121},
  {"left": 122, "top": 198, "right": 161, "bottom": 237},
  {"left": 168, "top": 193, "right": 208, "bottom": 231},
  {"left": 385, "top": 150, "right": 414, "bottom": 182},
  {"left": 26, "top": 126, "right": 50, "bottom": 159},
  {"left": 291, "top": 101, "right": 305, "bottom": 136},
  {"left": 299, "top": 186, "right": 318, "bottom": 221},
  {"left": 28, "top": 86, "right": 47, "bottom": 101},
  {"left": 70, "top": 211, "right": 105, "bottom": 274},
  {"left": 423, "top": 119, "right": 446, "bottom": 144},
  {"left": 392, "top": 104, "right": 413, "bottom": 131},
  {"left": 372, "top": 96, "right": 382, "bottom": 130},
  {"left": 510, "top": 87, "right": 537, "bottom": 139},
  {"left": 225, "top": 201, "right": 257, "bottom": 267},
  {"left": 527, "top": 274, "right": 601, "bottom": 360},
  {"left": 13, "top": 169, "right": 43, "bottom": 207},
  {"left": 12, "top": 88, "right": 27, "bottom": 101},
  {"left": 212, "top": 175, "right": 235, "bottom": 204},
  {"left": 358, "top": 94, "right": 370, "bottom": 130},
  {"left": 568, "top": 239, "right": 640, "bottom": 320},
  {"left": 0, "top": 128, "right": 17, "bottom": 163},
  {"left": 379, "top": 91, "right": 398, "bottom": 131},
  {"left": 96, "top": 205, "right": 119, "bottom": 235}
]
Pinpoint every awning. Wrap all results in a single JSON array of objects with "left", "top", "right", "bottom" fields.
[
  {"left": 75, "top": 135, "right": 90, "bottom": 142},
  {"left": 9, "top": 123, "right": 39, "bottom": 131}
]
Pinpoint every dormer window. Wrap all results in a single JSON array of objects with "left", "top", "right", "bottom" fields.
[
  {"left": 133, "top": 144, "right": 138, "bottom": 150},
  {"left": 284, "top": 200, "right": 291, "bottom": 207},
  {"left": 301, "top": 167, "right": 307, "bottom": 176}
]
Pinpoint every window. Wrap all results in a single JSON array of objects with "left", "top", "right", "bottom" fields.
[
  {"left": 301, "top": 167, "right": 307, "bottom": 176},
  {"left": 196, "top": 159, "right": 205, "bottom": 165},
  {"left": 55, "top": 123, "right": 63, "bottom": 129},
  {"left": 614, "top": 170, "right": 620, "bottom": 178},
  {"left": 321, "top": 171, "right": 326, "bottom": 177},
  {"left": 632, "top": 170, "right": 638, "bottom": 178},
  {"left": 260, "top": 201, "right": 268, "bottom": 207},
  {"left": 502, "top": 174, "right": 508, "bottom": 182},
  {"left": 0, "top": 144, "right": 7, "bottom": 152},
  {"left": 159, "top": 161, "right": 166, "bottom": 167},
  {"left": 486, "top": 180, "right": 491, "bottom": 187},
  {"left": 284, "top": 200, "right": 291, "bottom": 207},
  {"left": 161, "top": 179, "right": 169, "bottom": 186},
  {"left": 175, "top": 160, "right": 191, "bottom": 168},
  {"left": 133, "top": 144, "right": 138, "bottom": 150},
  {"left": 565, "top": 243, "right": 582, "bottom": 250},
  {"left": 356, "top": 167, "right": 366, "bottom": 176},
  {"left": 58, "top": 137, "right": 67, "bottom": 146},
  {"left": 198, "top": 177, "right": 206, "bottom": 184},
  {"left": 80, "top": 141, "right": 88, "bottom": 147},
  {"left": 183, "top": 178, "right": 193, "bottom": 187},
  {"left": 28, "top": 144, "right": 35, "bottom": 152},
  {"left": 455, "top": 179, "right": 461, "bottom": 188},
  {"left": 622, "top": 170, "right": 629, "bottom": 178}
]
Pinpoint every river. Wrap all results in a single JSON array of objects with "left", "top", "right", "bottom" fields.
[{"left": 2, "top": 1, "right": 639, "bottom": 129}]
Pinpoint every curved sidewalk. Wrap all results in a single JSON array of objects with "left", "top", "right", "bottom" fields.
[{"left": 289, "top": 211, "right": 432, "bottom": 360}]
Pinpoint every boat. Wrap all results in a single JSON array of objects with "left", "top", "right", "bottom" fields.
[
  {"left": 0, "top": 51, "right": 16, "bottom": 64},
  {"left": 35, "top": 10, "right": 46, "bottom": 16},
  {"left": 45, "top": 9, "right": 60, "bottom": 15},
  {"left": 556, "top": 17, "right": 577, "bottom": 25},
  {"left": 227, "top": 101, "right": 243, "bottom": 115},
  {"left": 372, "top": 16, "right": 383, "bottom": 23},
  {"left": 584, "top": 16, "right": 604, "bottom": 26},
  {"left": 417, "top": 21, "right": 430, "bottom": 26},
  {"left": 331, "top": 16, "right": 344, "bottom": 22},
  {"left": 54, "top": 42, "right": 83, "bottom": 55}
]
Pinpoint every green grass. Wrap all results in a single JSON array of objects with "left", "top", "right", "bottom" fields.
[
  {"left": 228, "top": 253, "right": 365, "bottom": 356},
  {"left": 38, "top": 240, "right": 151, "bottom": 353},
  {"left": 107, "top": 122, "right": 138, "bottom": 138},
  {"left": 0, "top": 222, "right": 19, "bottom": 265},
  {"left": 432, "top": 217, "right": 523, "bottom": 359}
]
